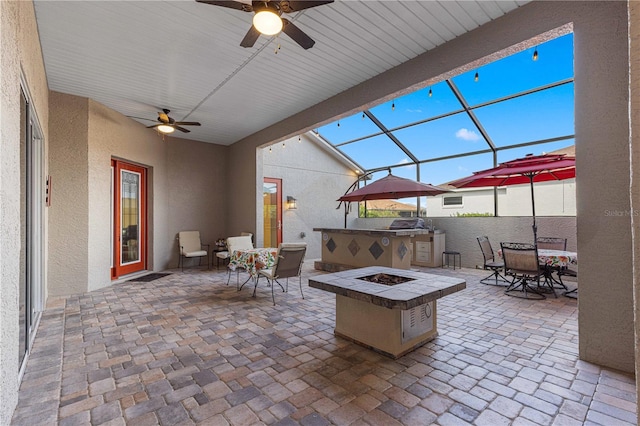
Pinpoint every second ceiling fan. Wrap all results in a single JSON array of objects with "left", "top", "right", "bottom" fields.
[{"left": 196, "top": 0, "right": 333, "bottom": 49}]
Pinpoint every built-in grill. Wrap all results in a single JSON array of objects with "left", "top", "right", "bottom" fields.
[{"left": 388, "top": 218, "right": 425, "bottom": 230}]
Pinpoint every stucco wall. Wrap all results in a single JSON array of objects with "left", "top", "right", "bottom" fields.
[
  {"left": 48, "top": 93, "right": 89, "bottom": 295},
  {"left": 263, "top": 134, "right": 358, "bottom": 259},
  {"left": 48, "top": 94, "right": 229, "bottom": 294},
  {"left": 430, "top": 180, "right": 576, "bottom": 217},
  {"left": 629, "top": 0, "right": 640, "bottom": 416},
  {"left": 166, "top": 138, "right": 228, "bottom": 268},
  {"left": 0, "top": 1, "right": 49, "bottom": 424}
]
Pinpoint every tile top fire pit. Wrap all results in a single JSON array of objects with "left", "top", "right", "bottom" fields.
[
  {"left": 309, "top": 266, "right": 465, "bottom": 310},
  {"left": 309, "top": 266, "right": 466, "bottom": 358}
]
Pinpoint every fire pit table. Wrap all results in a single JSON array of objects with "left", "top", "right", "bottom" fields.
[{"left": 309, "top": 266, "right": 465, "bottom": 358}]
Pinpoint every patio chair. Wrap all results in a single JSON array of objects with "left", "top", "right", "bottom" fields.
[
  {"left": 536, "top": 236, "right": 570, "bottom": 290},
  {"left": 477, "top": 236, "right": 508, "bottom": 286},
  {"left": 536, "top": 236, "right": 567, "bottom": 250},
  {"left": 178, "top": 231, "right": 210, "bottom": 272},
  {"left": 501, "top": 242, "right": 555, "bottom": 299},
  {"left": 256, "top": 243, "right": 307, "bottom": 305},
  {"left": 225, "top": 235, "right": 254, "bottom": 287}
]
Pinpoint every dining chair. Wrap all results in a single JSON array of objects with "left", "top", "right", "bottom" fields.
[
  {"left": 536, "top": 236, "right": 567, "bottom": 250},
  {"left": 477, "top": 236, "right": 508, "bottom": 286},
  {"left": 214, "top": 234, "right": 251, "bottom": 270},
  {"left": 225, "top": 235, "right": 254, "bottom": 287},
  {"left": 178, "top": 231, "right": 210, "bottom": 272},
  {"left": 256, "top": 243, "right": 307, "bottom": 305},
  {"left": 501, "top": 242, "right": 555, "bottom": 299},
  {"left": 536, "top": 236, "right": 571, "bottom": 290}
]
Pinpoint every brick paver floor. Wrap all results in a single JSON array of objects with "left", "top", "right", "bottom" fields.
[{"left": 11, "top": 262, "right": 637, "bottom": 425}]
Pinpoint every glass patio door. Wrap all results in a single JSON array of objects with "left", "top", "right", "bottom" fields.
[
  {"left": 112, "top": 160, "right": 147, "bottom": 278},
  {"left": 263, "top": 178, "right": 282, "bottom": 248},
  {"left": 19, "top": 84, "right": 44, "bottom": 375}
]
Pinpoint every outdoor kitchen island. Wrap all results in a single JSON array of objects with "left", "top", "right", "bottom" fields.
[
  {"left": 309, "top": 266, "right": 466, "bottom": 358},
  {"left": 313, "top": 227, "right": 434, "bottom": 272}
]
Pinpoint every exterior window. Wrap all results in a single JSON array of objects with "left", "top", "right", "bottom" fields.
[{"left": 443, "top": 196, "right": 463, "bottom": 207}]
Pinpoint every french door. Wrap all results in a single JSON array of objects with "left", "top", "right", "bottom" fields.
[
  {"left": 263, "top": 178, "right": 282, "bottom": 248},
  {"left": 112, "top": 160, "right": 147, "bottom": 278}
]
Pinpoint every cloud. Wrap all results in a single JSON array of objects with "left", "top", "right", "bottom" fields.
[
  {"left": 455, "top": 128, "right": 481, "bottom": 141},
  {"left": 398, "top": 158, "right": 416, "bottom": 169},
  {"left": 405, "top": 108, "right": 422, "bottom": 113}
]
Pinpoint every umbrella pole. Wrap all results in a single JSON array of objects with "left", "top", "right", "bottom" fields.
[{"left": 529, "top": 175, "right": 537, "bottom": 243}]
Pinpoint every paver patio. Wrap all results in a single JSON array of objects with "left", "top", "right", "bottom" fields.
[{"left": 11, "top": 263, "right": 636, "bottom": 425}]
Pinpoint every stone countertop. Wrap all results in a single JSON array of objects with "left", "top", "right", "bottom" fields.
[
  {"left": 308, "top": 266, "right": 466, "bottom": 310},
  {"left": 313, "top": 228, "right": 433, "bottom": 237}
]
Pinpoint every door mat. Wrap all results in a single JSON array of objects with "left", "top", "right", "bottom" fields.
[{"left": 128, "top": 273, "right": 171, "bottom": 282}]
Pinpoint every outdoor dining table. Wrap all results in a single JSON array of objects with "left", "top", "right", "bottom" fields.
[
  {"left": 537, "top": 249, "right": 578, "bottom": 268},
  {"left": 228, "top": 247, "right": 278, "bottom": 282},
  {"left": 497, "top": 248, "right": 577, "bottom": 268}
]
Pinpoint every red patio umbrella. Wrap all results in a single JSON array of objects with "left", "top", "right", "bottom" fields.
[
  {"left": 338, "top": 173, "right": 450, "bottom": 203},
  {"left": 447, "top": 153, "right": 575, "bottom": 241}
]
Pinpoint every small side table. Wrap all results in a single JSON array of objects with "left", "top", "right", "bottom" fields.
[
  {"left": 442, "top": 251, "right": 461, "bottom": 270},
  {"left": 212, "top": 247, "right": 229, "bottom": 269}
]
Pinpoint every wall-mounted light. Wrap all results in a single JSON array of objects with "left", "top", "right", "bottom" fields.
[{"left": 287, "top": 196, "right": 297, "bottom": 210}]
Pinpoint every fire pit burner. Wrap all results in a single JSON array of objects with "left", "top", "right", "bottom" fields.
[{"left": 357, "top": 273, "right": 415, "bottom": 286}]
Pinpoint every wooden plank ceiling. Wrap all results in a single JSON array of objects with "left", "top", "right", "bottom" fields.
[{"left": 33, "top": 0, "right": 528, "bottom": 145}]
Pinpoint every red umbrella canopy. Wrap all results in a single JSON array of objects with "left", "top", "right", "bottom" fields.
[
  {"left": 448, "top": 153, "right": 575, "bottom": 188},
  {"left": 338, "top": 173, "right": 449, "bottom": 203},
  {"left": 447, "top": 153, "right": 575, "bottom": 242}
]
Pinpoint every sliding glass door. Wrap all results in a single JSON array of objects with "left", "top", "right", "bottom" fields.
[{"left": 19, "top": 84, "right": 44, "bottom": 374}]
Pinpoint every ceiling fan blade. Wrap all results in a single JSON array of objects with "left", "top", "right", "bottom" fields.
[
  {"left": 174, "top": 122, "right": 201, "bottom": 126},
  {"left": 240, "top": 25, "right": 261, "bottom": 48},
  {"left": 146, "top": 123, "right": 162, "bottom": 129},
  {"left": 195, "top": 0, "right": 252, "bottom": 12},
  {"left": 281, "top": 18, "right": 314, "bottom": 49},
  {"left": 174, "top": 126, "right": 191, "bottom": 133},
  {"left": 281, "top": 0, "right": 333, "bottom": 13}
]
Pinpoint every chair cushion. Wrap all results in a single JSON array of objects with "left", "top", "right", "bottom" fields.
[
  {"left": 216, "top": 251, "right": 229, "bottom": 259},
  {"left": 179, "top": 231, "right": 203, "bottom": 254},
  {"left": 184, "top": 250, "right": 207, "bottom": 257}
]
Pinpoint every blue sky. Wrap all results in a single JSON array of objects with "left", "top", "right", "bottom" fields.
[{"left": 318, "top": 33, "right": 574, "bottom": 190}]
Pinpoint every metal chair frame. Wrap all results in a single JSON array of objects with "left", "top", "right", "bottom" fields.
[
  {"left": 256, "top": 243, "right": 306, "bottom": 305},
  {"left": 477, "top": 236, "right": 508, "bottom": 286},
  {"left": 501, "top": 242, "right": 556, "bottom": 299}
]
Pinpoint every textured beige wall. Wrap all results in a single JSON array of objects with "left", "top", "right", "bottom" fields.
[
  {"left": 0, "top": 1, "right": 49, "bottom": 424},
  {"left": 263, "top": 133, "right": 358, "bottom": 258},
  {"left": 571, "top": 2, "right": 632, "bottom": 372},
  {"left": 48, "top": 94, "right": 229, "bottom": 294},
  {"left": 48, "top": 93, "right": 89, "bottom": 296},
  {"left": 166, "top": 137, "right": 228, "bottom": 267},
  {"left": 630, "top": 1, "right": 640, "bottom": 418}
]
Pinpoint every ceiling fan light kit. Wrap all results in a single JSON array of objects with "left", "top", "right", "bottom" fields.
[
  {"left": 196, "top": 0, "right": 334, "bottom": 49},
  {"left": 157, "top": 124, "right": 175, "bottom": 134},
  {"left": 253, "top": 9, "right": 282, "bottom": 35},
  {"left": 145, "top": 109, "right": 201, "bottom": 134}
]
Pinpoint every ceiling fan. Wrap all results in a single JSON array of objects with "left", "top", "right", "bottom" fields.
[
  {"left": 146, "top": 109, "right": 201, "bottom": 134},
  {"left": 196, "top": 0, "right": 334, "bottom": 49}
]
